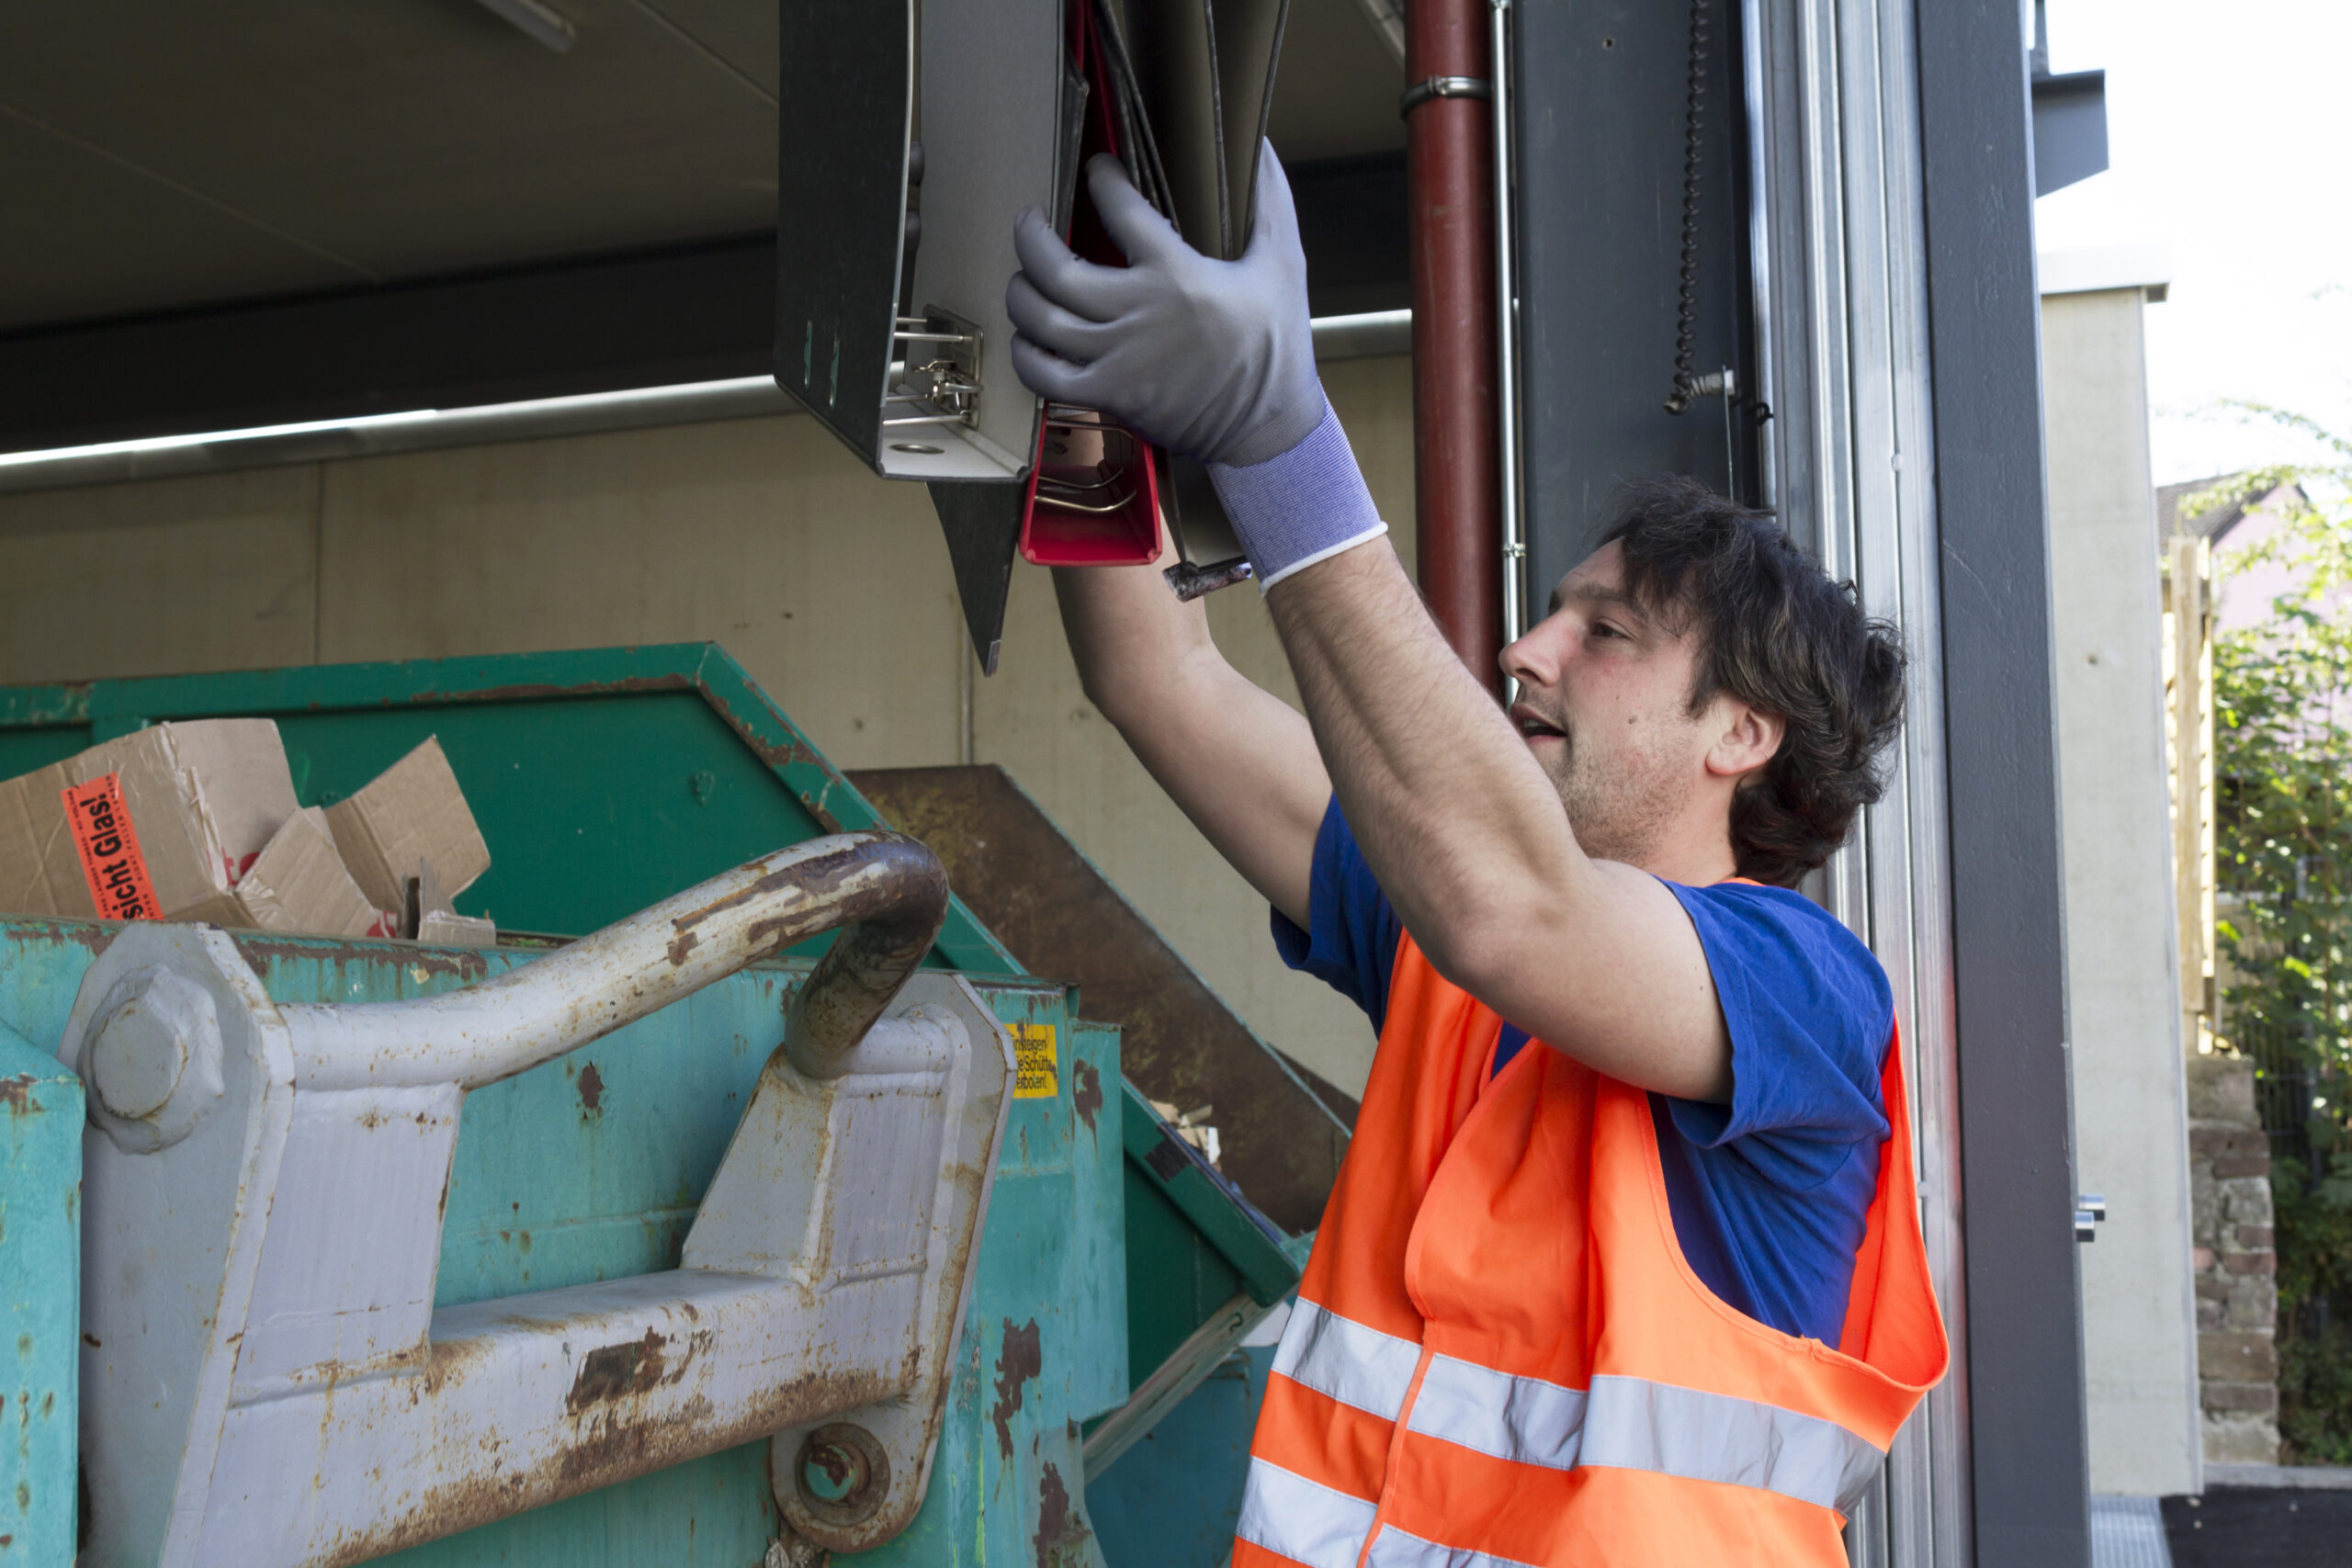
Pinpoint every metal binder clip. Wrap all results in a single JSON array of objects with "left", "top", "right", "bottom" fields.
[{"left": 884, "top": 309, "right": 984, "bottom": 432}]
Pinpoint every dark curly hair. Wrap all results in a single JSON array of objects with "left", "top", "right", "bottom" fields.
[{"left": 1601, "top": 476, "right": 1905, "bottom": 886}]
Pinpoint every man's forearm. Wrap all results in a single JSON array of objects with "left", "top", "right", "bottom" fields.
[
  {"left": 1195, "top": 407, "right": 1600, "bottom": 978},
  {"left": 1051, "top": 557, "right": 1330, "bottom": 924},
  {"left": 1263, "top": 544, "right": 1598, "bottom": 979},
  {"left": 1049, "top": 551, "right": 1213, "bottom": 725}
]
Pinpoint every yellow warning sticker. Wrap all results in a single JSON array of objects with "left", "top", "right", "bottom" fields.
[{"left": 1013, "top": 1021, "right": 1058, "bottom": 1100}]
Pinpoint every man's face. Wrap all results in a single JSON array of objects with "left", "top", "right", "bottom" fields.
[{"left": 1499, "top": 541, "right": 1720, "bottom": 867}]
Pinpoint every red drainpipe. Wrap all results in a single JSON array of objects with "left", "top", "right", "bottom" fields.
[{"left": 1405, "top": 0, "right": 1502, "bottom": 691}]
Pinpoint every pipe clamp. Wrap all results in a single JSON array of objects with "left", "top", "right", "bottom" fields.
[{"left": 1399, "top": 76, "right": 1493, "bottom": 117}]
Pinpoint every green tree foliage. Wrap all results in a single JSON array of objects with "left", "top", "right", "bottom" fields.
[
  {"left": 2209, "top": 410, "right": 2352, "bottom": 1459},
  {"left": 2269, "top": 1159, "right": 2352, "bottom": 1461}
]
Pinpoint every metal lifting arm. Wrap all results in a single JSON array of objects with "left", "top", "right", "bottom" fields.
[
  {"left": 65, "top": 832, "right": 1012, "bottom": 1568},
  {"left": 277, "top": 831, "right": 949, "bottom": 1091}
]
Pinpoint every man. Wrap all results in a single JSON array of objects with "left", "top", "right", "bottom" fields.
[{"left": 1008, "top": 147, "right": 1947, "bottom": 1565}]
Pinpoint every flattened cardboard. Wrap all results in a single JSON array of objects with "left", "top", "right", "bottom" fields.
[
  {"left": 171, "top": 718, "right": 300, "bottom": 884},
  {"left": 325, "top": 738, "right": 490, "bottom": 917},
  {"left": 0, "top": 720, "right": 294, "bottom": 921},
  {"left": 407, "top": 854, "right": 495, "bottom": 947},
  {"left": 0, "top": 732, "right": 204, "bottom": 919},
  {"left": 416, "top": 909, "right": 497, "bottom": 947},
  {"left": 236, "top": 809, "right": 383, "bottom": 939}
]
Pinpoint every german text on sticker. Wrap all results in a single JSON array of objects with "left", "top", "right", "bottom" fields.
[
  {"left": 1012, "top": 1021, "right": 1058, "bottom": 1100},
  {"left": 62, "top": 773, "right": 162, "bottom": 921}
]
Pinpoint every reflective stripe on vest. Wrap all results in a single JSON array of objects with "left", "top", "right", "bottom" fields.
[
  {"left": 1579, "top": 1373, "right": 1885, "bottom": 1514},
  {"left": 1236, "top": 1460, "right": 1378, "bottom": 1568},
  {"left": 1272, "top": 1300, "right": 1419, "bottom": 1418},
  {"left": 1268, "top": 1301, "right": 1885, "bottom": 1513},
  {"left": 1363, "top": 1527, "right": 1543, "bottom": 1568},
  {"left": 1237, "top": 1455, "right": 1553, "bottom": 1568}
]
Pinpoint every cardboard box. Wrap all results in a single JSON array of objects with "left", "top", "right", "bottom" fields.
[
  {"left": 410, "top": 854, "right": 495, "bottom": 948},
  {"left": 168, "top": 721, "right": 305, "bottom": 884},
  {"left": 0, "top": 721, "right": 492, "bottom": 944},
  {"left": 176, "top": 808, "right": 388, "bottom": 940},
  {"left": 325, "top": 738, "right": 489, "bottom": 918},
  {"left": 0, "top": 719, "right": 297, "bottom": 921}
]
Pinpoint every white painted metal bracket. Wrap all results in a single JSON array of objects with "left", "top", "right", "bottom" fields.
[{"left": 64, "top": 833, "right": 1014, "bottom": 1568}]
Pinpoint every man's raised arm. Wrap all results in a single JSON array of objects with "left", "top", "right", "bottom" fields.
[
  {"left": 1050, "top": 546, "right": 1330, "bottom": 930},
  {"left": 1010, "top": 145, "right": 1755, "bottom": 1102}
]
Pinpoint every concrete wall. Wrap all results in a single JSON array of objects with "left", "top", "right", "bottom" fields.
[
  {"left": 0, "top": 355, "right": 1417, "bottom": 1098},
  {"left": 2041, "top": 284, "right": 2203, "bottom": 1495}
]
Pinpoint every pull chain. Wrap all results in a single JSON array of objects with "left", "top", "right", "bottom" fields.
[{"left": 1664, "top": 0, "right": 1710, "bottom": 416}]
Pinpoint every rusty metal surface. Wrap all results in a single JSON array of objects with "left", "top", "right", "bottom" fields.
[
  {"left": 718, "top": 976, "right": 1018, "bottom": 1557},
  {"left": 255, "top": 1270, "right": 909, "bottom": 1568},
  {"left": 2, "top": 912, "right": 1116, "bottom": 1568},
  {"left": 59, "top": 836, "right": 1003, "bottom": 1568},
  {"left": 0, "top": 1020, "right": 80, "bottom": 1566},
  {"left": 773, "top": 837, "right": 950, "bottom": 1077},
  {"left": 277, "top": 831, "right": 948, "bottom": 1091},
  {"left": 849, "top": 765, "right": 1350, "bottom": 1235}
]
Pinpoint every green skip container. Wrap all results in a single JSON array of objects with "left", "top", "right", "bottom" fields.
[{"left": 0, "top": 644, "right": 1346, "bottom": 1568}]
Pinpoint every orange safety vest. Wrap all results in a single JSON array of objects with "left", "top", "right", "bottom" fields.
[{"left": 1236, "top": 933, "right": 1948, "bottom": 1567}]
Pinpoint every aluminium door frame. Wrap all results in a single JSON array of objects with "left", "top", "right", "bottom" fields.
[{"left": 1743, "top": 0, "right": 2086, "bottom": 1562}]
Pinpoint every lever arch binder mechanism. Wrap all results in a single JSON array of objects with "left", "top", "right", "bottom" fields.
[{"left": 776, "top": 0, "right": 1291, "bottom": 673}]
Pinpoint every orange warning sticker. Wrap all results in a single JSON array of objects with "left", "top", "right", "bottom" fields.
[{"left": 62, "top": 773, "right": 162, "bottom": 922}]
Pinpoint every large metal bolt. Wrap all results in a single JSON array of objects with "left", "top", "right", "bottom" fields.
[
  {"left": 800, "top": 1438, "right": 866, "bottom": 1505},
  {"left": 89, "top": 970, "right": 215, "bottom": 1122},
  {"left": 793, "top": 1423, "right": 889, "bottom": 1523}
]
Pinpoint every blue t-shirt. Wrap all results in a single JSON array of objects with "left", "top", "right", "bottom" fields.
[{"left": 1272, "top": 799, "right": 1894, "bottom": 1346}]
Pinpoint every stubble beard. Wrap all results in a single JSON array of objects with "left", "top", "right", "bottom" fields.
[{"left": 1543, "top": 720, "right": 1690, "bottom": 870}]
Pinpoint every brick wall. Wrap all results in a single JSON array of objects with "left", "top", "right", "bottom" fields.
[{"left": 2187, "top": 1054, "right": 2280, "bottom": 1462}]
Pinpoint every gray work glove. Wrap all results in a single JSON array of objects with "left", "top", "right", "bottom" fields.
[{"left": 1007, "top": 143, "right": 1325, "bottom": 470}]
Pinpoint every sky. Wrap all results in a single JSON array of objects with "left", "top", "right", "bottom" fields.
[{"left": 2038, "top": 0, "right": 2352, "bottom": 486}]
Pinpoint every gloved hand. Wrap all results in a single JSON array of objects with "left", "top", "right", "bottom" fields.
[{"left": 1007, "top": 142, "right": 1325, "bottom": 470}]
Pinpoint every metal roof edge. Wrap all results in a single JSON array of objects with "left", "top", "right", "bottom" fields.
[{"left": 2038, "top": 242, "right": 2174, "bottom": 301}]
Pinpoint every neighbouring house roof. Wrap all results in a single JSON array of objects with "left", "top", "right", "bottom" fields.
[
  {"left": 2157, "top": 476, "right": 2308, "bottom": 547},
  {"left": 2166, "top": 476, "right": 2323, "bottom": 638}
]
